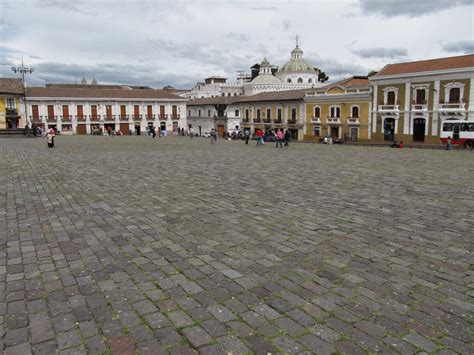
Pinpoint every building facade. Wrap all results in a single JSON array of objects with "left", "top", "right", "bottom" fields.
[
  {"left": 0, "top": 78, "right": 25, "bottom": 129},
  {"left": 370, "top": 54, "right": 474, "bottom": 144},
  {"left": 26, "top": 84, "right": 187, "bottom": 135},
  {"left": 303, "top": 76, "right": 372, "bottom": 142}
]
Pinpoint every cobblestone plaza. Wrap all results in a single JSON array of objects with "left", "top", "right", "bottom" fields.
[{"left": 1, "top": 136, "right": 473, "bottom": 354}]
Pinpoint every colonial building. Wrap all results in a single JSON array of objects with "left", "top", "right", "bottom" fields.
[
  {"left": 26, "top": 84, "right": 187, "bottom": 135},
  {"left": 0, "top": 78, "right": 25, "bottom": 129},
  {"left": 370, "top": 54, "right": 474, "bottom": 144},
  {"left": 303, "top": 76, "right": 372, "bottom": 142}
]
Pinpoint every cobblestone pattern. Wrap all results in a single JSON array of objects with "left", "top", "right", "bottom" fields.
[{"left": 0, "top": 136, "right": 473, "bottom": 354}]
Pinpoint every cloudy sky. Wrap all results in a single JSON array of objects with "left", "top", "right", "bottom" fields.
[{"left": 1, "top": 0, "right": 473, "bottom": 89}]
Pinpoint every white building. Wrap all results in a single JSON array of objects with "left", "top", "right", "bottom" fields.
[
  {"left": 27, "top": 83, "right": 187, "bottom": 135},
  {"left": 186, "top": 77, "right": 243, "bottom": 99}
]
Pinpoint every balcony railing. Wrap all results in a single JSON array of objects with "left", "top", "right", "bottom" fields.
[
  {"left": 439, "top": 102, "right": 466, "bottom": 111},
  {"left": 104, "top": 115, "right": 115, "bottom": 120},
  {"left": 411, "top": 104, "right": 428, "bottom": 112},
  {"left": 378, "top": 104, "right": 400, "bottom": 112},
  {"left": 119, "top": 115, "right": 129, "bottom": 121},
  {"left": 6, "top": 108, "right": 19, "bottom": 117},
  {"left": 311, "top": 116, "right": 321, "bottom": 123},
  {"left": 242, "top": 118, "right": 250, "bottom": 123},
  {"left": 145, "top": 114, "right": 155, "bottom": 120},
  {"left": 90, "top": 115, "right": 101, "bottom": 121},
  {"left": 348, "top": 118, "right": 360, "bottom": 124},
  {"left": 61, "top": 115, "right": 73, "bottom": 121},
  {"left": 132, "top": 114, "right": 142, "bottom": 120},
  {"left": 159, "top": 114, "right": 168, "bottom": 120},
  {"left": 288, "top": 119, "right": 297, "bottom": 124},
  {"left": 263, "top": 118, "right": 271, "bottom": 124},
  {"left": 253, "top": 118, "right": 261, "bottom": 123},
  {"left": 171, "top": 114, "right": 180, "bottom": 120},
  {"left": 327, "top": 117, "right": 341, "bottom": 124},
  {"left": 274, "top": 119, "right": 282, "bottom": 124},
  {"left": 30, "top": 115, "right": 42, "bottom": 122}
]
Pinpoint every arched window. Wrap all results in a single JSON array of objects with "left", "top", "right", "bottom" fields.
[
  {"left": 287, "top": 78, "right": 292, "bottom": 83},
  {"left": 351, "top": 106, "right": 359, "bottom": 118},
  {"left": 387, "top": 91, "right": 396, "bottom": 105},
  {"left": 308, "top": 78, "right": 312, "bottom": 83},
  {"left": 297, "top": 78, "right": 303, "bottom": 83},
  {"left": 314, "top": 107, "right": 320, "bottom": 118},
  {"left": 449, "top": 87, "right": 460, "bottom": 103}
]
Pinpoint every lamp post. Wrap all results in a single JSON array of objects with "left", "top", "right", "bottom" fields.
[{"left": 11, "top": 57, "right": 34, "bottom": 132}]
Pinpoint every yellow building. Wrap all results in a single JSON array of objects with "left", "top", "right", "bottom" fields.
[
  {"left": 0, "top": 78, "right": 25, "bottom": 129},
  {"left": 303, "top": 76, "right": 372, "bottom": 142},
  {"left": 370, "top": 54, "right": 474, "bottom": 144}
]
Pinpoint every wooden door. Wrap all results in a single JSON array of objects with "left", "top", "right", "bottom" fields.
[
  {"left": 62, "top": 105, "right": 69, "bottom": 120},
  {"left": 91, "top": 105, "right": 98, "bottom": 120},
  {"left": 120, "top": 123, "right": 129, "bottom": 135},
  {"left": 147, "top": 105, "right": 153, "bottom": 119},
  {"left": 172, "top": 105, "right": 177, "bottom": 119},
  {"left": 413, "top": 118, "right": 425, "bottom": 142},
  {"left": 106, "top": 105, "right": 112, "bottom": 119},
  {"left": 32, "top": 105, "right": 39, "bottom": 121},
  {"left": 76, "top": 124, "right": 87, "bottom": 135},
  {"left": 77, "top": 105, "right": 84, "bottom": 120},
  {"left": 218, "top": 125, "right": 225, "bottom": 138},
  {"left": 160, "top": 105, "right": 165, "bottom": 119},
  {"left": 120, "top": 105, "right": 127, "bottom": 119},
  {"left": 134, "top": 105, "right": 140, "bottom": 119},
  {"left": 47, "top": 105, "right": 54, "bottom": 119}
]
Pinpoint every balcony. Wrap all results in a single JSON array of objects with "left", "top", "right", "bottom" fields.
[
  {"left": 90, "top": 115, "right": 101, "bottom": 121},
  {"left": 119, "top": 115, "right": 129, "bottom": 121},
  {"left": 288, "top": 119, "right": 297, "bottom": 125},
  {"left": 30, "top": 115, "right": 42, "bottom": 122},
  {"left": 145, "top": 114, "right": 155, "bottom": 120},
  {"left": 132, "top": 114, "right": 142, "bottom": 121},
  {"left": 253, "top": 118, "right": 261, "bottom": 123},
  {"left": 311, "top": 116, "right": 321, "bottom": 123},
  {"left": 263, "top": 118, "right": 271, "bottom": 124},
  {"left": 326, "top": 117, "right": 341, "bottom": 124},
  {"left": 439, "top": 102, "right": 466, "bottom": 113},
  {"left": 242, "top": 118, "right": 250, "bottom": 123},
  {"left": 6, "top": 108, "right": 19, "bottom": 117},
  {"left": 378, "top": 104, "right": 400, "bottom": 112},
  {"left": 75, "top": 115, "right": 86, "bottom": 121},
  {"left": 104, "top": 115, "right": 115, "bottom": 121},
  {"left": 159, "top": 114, "right": 168, "bottom": 120},
  {"left": 171, "top": 114, "right": 180, "bottom": 120},
  {"left": 347, "top": 117, "right": 360, "bottom": 125},
  {"left": 61, "top": 115, "right": 73, "bottom": 121},
  {"left": 47, "top": 115, "right": 58, "bottom": 122},
  {"left": 273, "top": 119, "right": 282, "bottom": 124},
  {"left": 411, "top": 103, "right": 428, "bottom": 112}
]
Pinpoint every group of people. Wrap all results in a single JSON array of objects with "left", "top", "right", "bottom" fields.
[
  {"left": 253, "top": 128, "right": 290, "bottom": 148},
  {"left": 390, "top": 141, "right": 404, "bottom": 148}
]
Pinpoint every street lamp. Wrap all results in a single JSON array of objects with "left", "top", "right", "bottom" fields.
[{"left": 11, "top": 57, "right": 34, "bottom": 131}]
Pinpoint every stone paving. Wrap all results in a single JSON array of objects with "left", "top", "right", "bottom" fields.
[{"left": 0, "top": 135, "right": 473, "bottom": 355}]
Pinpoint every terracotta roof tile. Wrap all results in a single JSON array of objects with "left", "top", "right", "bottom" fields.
[
  {"left": 374, "top": 54, "right": 474, "bottom": 77},
  {"left": 27, "top": 86, "right": 185, "bottom": 100},
  {"left": 188, "top": 89, "right": 308, "bottom": 106},
  {"left": 0, "top": 78, "right": 24, "bottom": 94}
]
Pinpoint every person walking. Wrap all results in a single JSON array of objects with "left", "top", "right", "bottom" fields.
[
  {"left": 256, "top": 129, "right": 263, "bottom": 147},
  {"left": 46, "top": 128, "right": 55, "bottom": 148},
  {"left": 446, "top": 136, "right": 452, "bottom": 150},
  {"left": 284, "top": 130, "right": 290, "bottom": 148},
  {"left": 276, "top": 129, "right": 283, "bottom": 148},
  {"left": 244, "top": 129, "right": 250, "bottom": 145},
  {"left": 210, "top": 129, "right": 216, "bottom": 144},
  {"left": 189, "top": 127, "right": 194, "bottom": 138}
]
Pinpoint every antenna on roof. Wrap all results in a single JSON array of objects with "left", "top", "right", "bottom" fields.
[{"left": 295, "top": 34, "right": 299, "bottom": 48}]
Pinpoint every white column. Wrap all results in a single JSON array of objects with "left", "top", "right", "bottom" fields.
[
  {"left": 432, "top": 80, "right": 440, "bottom": 136},
  {"left": 404, "top": 82, "right": 411, "bottom": 135},
  {"left": 85, "top": 101, "right": 91, "bottom": 134},
  {"left": 469, "top": 78, "right": 474, "bottom": 121},
  {"left": 372, "top": 85, "right": 378, "bottom": 133}
]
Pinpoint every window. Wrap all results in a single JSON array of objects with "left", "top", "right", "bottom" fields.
[
  {"left": 208, "top": 110, "right": 211, "bottom": 117},
  {"left": 287, "top": 78, "right": 292, "bottom": 83},
  {"left": 277, "top": 108, "right": 282, "bottom": 121},
  {"left": 291, "top": 108, "right": 297, "bottom": 120},
  {"left": 449, "top": 88, "right": 460, "bottom": 103},
  {"left": 387, "top": 91, "right": 396, "bottom": 105},
  {"left": 257, "top": 109, "right": 261, "bottom": 120},
  {"left": 308, "top": 78, "right": 312, "bottom": 83},
  {"left": 351, "top": 106, "right": 359, "bottom": 118},
  {"left": 198, "top": 110, "right": 201, "bottom": 117},
  {"left": 235, "top": 110, "right": 239, "bottom": 117},
  {"left": 6, "top": 97, "right": 15, "bottom": 109},
  {"left": 228, "top": 93, "right": 231, "bottom": 96},
  {"left": 245, "top": 109, "right": 249, "bottom": 119},
  {"left": 314, "top": 107, "right": 320, "bottom": 118},
  {"left": 416, "top": 89, "right": 426, "bottom": 104},
  {"left": 443, "top": 123, "right": 453, "bottom": 132},
  {"left": 297, "top": 78, "right": 303, "bottom": 83},
  {"left": 313, "top": 126, "right": 320, "bottom": 136},
  {"left": 267, "top": 108, "right": 271, "bottom": 120},
  {"left": 330, "top": 106, "right": 341, "bottom": 118},
  {"left": 461, "top": 123, "right": 474, "bottom": 132},
  {"left": 188, "top": 110, "right": 191, "bottom": 116}
]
